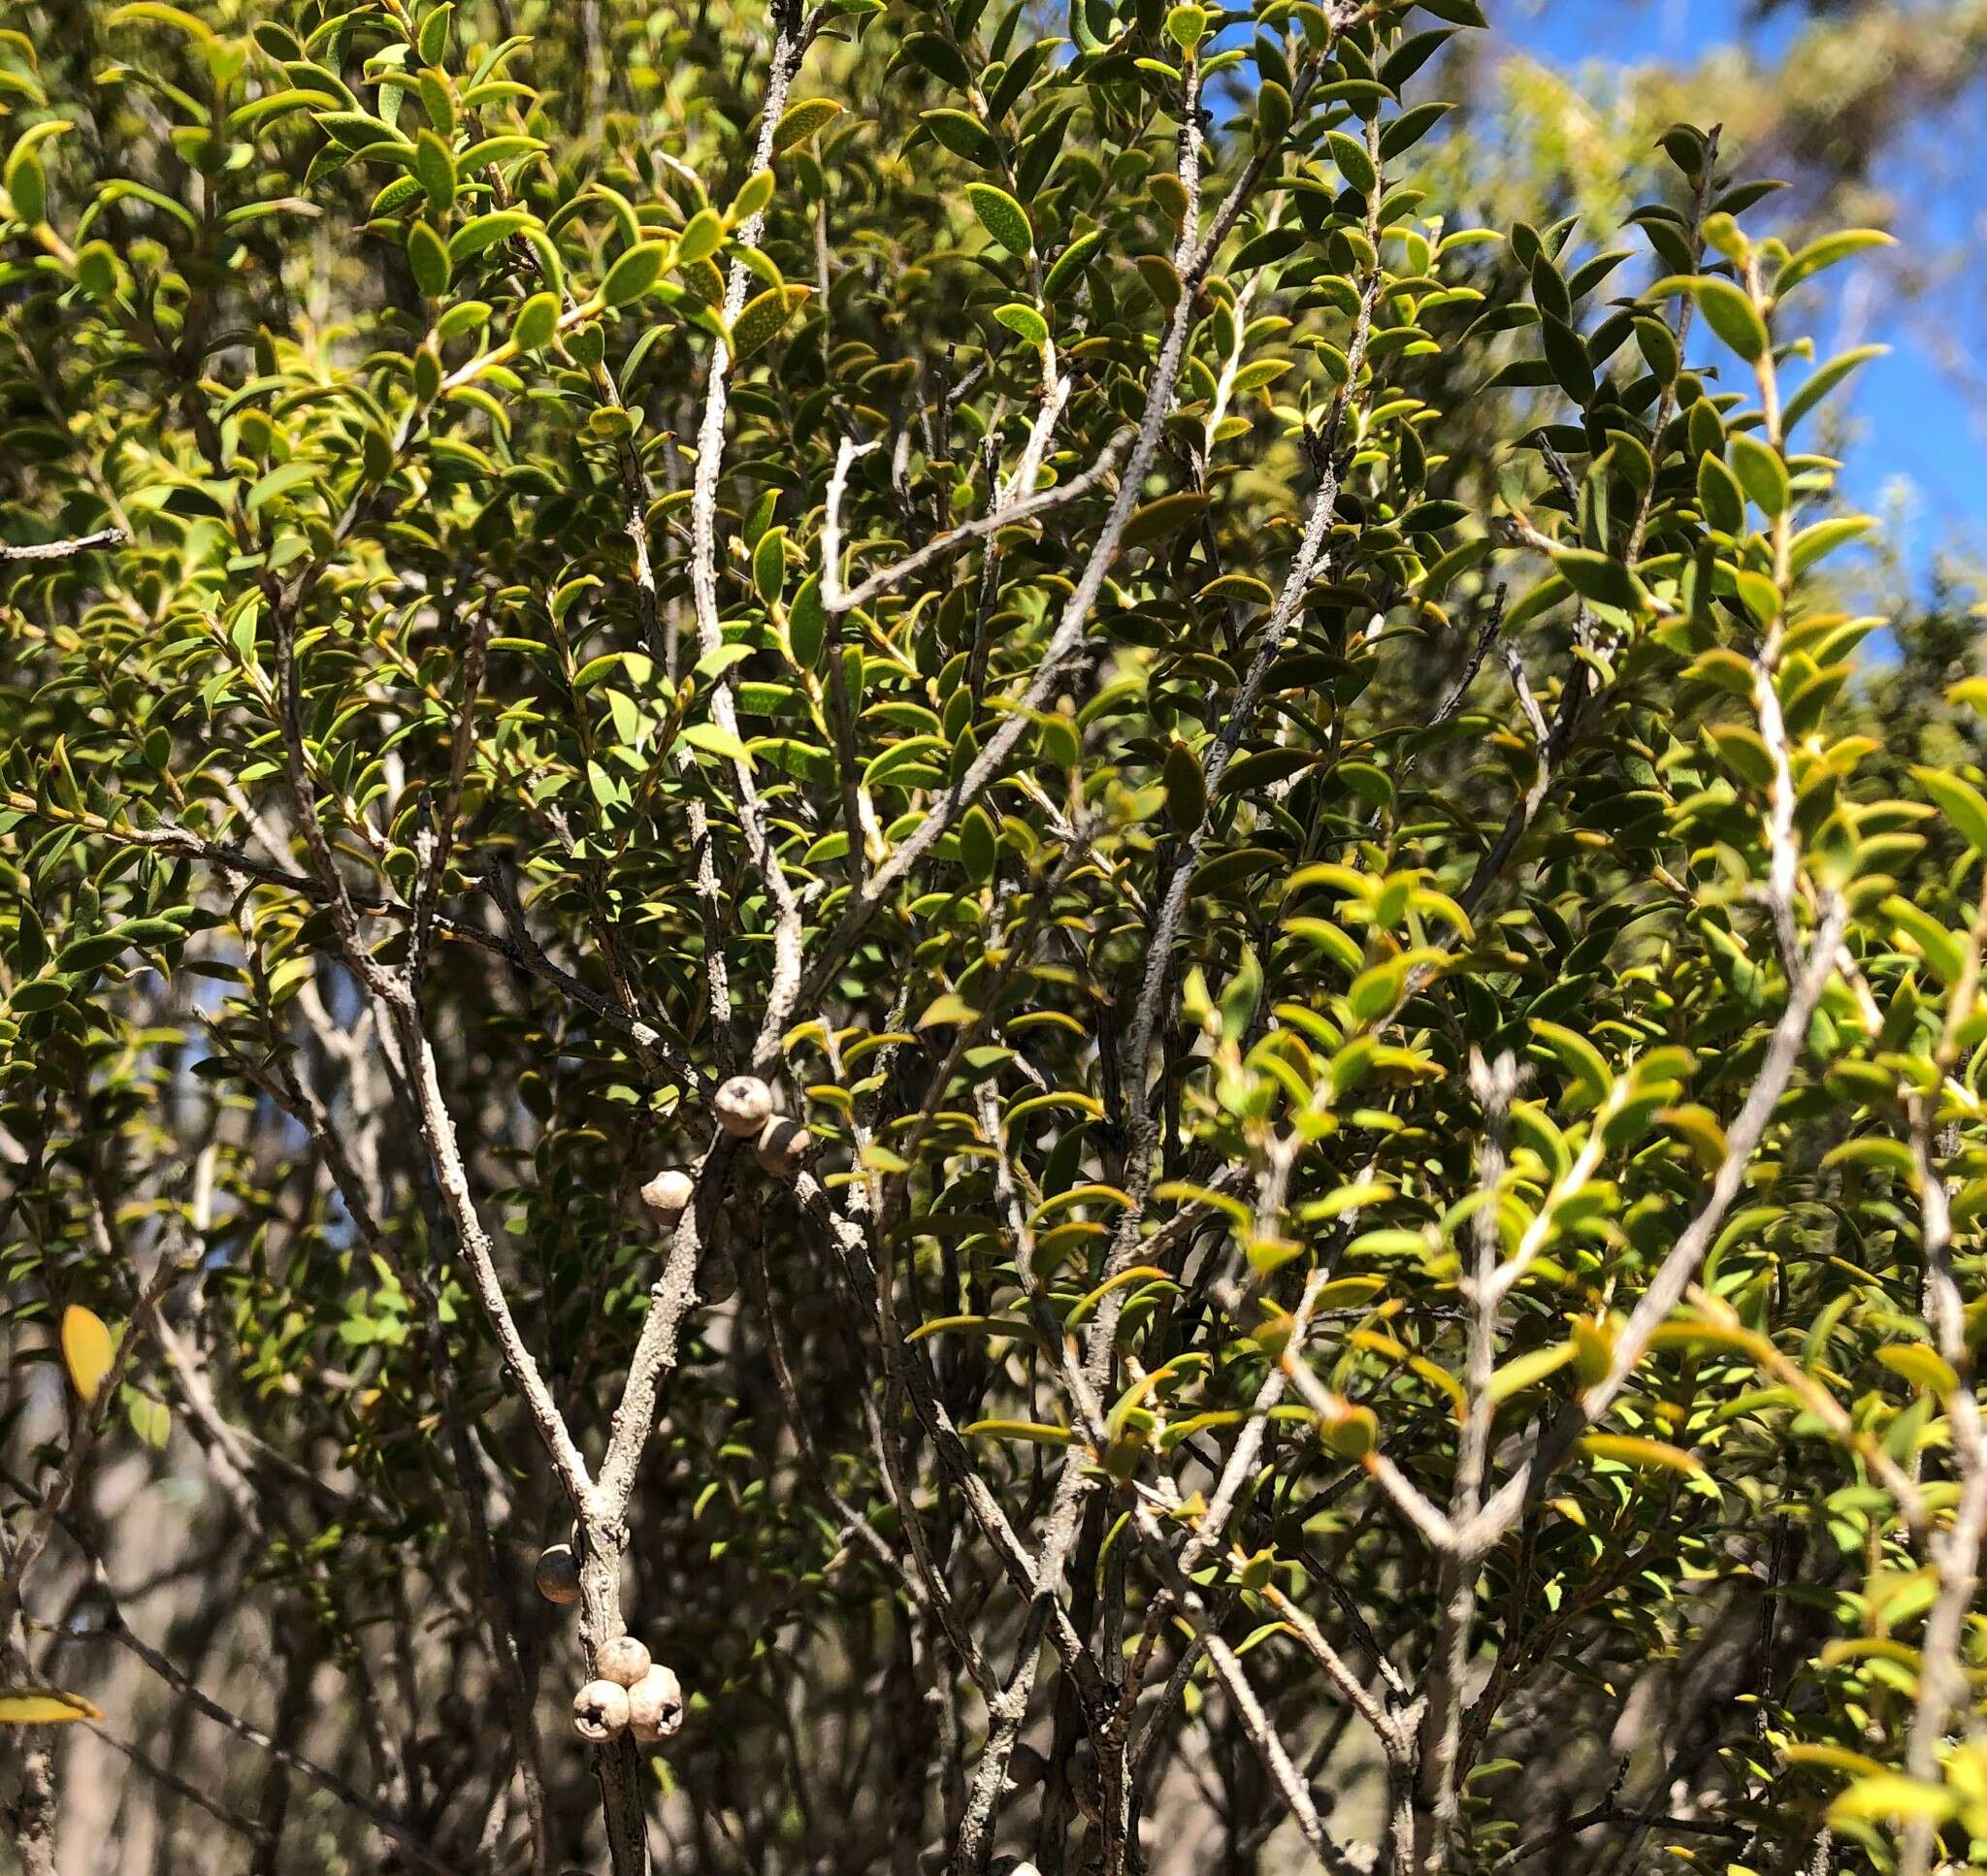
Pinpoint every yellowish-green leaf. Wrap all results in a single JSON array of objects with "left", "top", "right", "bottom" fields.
[
  {"left": 1067, "top": 1265, "right": 1176, "bottom": 1325},
  {"left": 1529, "top": 1019, "right": 1611, "bottom": 1108},
  {"left": 1486, "top": 1341, "right": 1576, "bottom": 1404},
  {"left": 772, "top": 98, "right": 842, "bottom": 157},
  {"left": 964, "top": 182, "right": 1032, "bottom": 256},
  {"left": 1911, "top": 764, "right": 1987, "bottom": 860},
  {"left": 1877, "top": 1343, "right": 1959, "bottom": 1397},
  {"left": 1578, "top": 1433, "right": 1701, "bottom": 1473},
  {"left": 730, "top": 284, "right": 812, "bottom": 362},
  {"left": 961, "top": 1418, "right": 1075, "bottom": 1445}
]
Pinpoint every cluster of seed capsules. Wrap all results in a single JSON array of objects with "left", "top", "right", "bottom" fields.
[
  {"left": 639, "top": 1074, "right": 816, "bottom": 1225},
  {"left": 534, "top": 1545, "right": 685, "bottom": 1744},
  {"left": 533, "top": 1077, "right": 811, "bottom": 1751}
]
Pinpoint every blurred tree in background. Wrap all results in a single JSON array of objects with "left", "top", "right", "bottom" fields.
[{"left": 4, "top": 0, "right": 1987, "bottom": 1874}]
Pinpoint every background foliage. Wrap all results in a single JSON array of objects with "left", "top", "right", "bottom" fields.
[{"left": 4, "top": 0, "right": 1987, "bottom": 1873}]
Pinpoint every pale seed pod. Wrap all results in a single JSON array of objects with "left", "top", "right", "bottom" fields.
[
  {"left": 714, "top": 1075, "right": 773, "bottom": 1137},
  {"left": 571, "top": 1679, "right": 630, "bottom": 1742},
  {"left": 753, "top": 1116, "right": 814, "bottom": 1181},
  {"left": 639, "top": 1169, "right": 695, "bottom": 1220},
  {"left": 627, "top": 1663, "right": 684, "bottom": 1741},
  {"left": 596, "top": 1633, "right": 652, "bottom": 1688},
  {"left": 534, "top": 1542, "right": 581, "bottom": 1606}
]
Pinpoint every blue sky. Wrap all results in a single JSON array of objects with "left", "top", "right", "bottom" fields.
[{"left": 1507, "top": 0, "right": 1987, "bottom": 588}]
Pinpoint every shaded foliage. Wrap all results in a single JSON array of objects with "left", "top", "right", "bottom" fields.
[{"left": 2, "top": 2, "right": 1986, "bottom": 1875}]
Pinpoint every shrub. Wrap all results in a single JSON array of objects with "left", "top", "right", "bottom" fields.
[{"left": 1, "top": 2, "right": 1981, "bottom": 1873}]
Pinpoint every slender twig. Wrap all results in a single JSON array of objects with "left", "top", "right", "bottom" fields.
[{"left": 0, "top": 527, "right": 126, "bottom": 562}]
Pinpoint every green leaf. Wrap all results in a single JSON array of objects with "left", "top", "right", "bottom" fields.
[
  {"left": 1378, "top": 101, "right": 1451, "bottom": 161},
  {"left": 730, "top": 284, "right": 812, "bottom": 362},
  {"left": 1829, "top": 1776, "right": 1960, "bottom": 1827},
  {"left": 105, "top": 1, "right": 216, "bottom": 39},
  {"left": 1553, "top": 546, "right": 1646, "bottom": 613},
  {"left": 1911, "top": 764, "right": 1987, "bottom": 860},
  {"left": 729, "top": 168, "right": 774, "bottom": 226},
  {"left": 1821, "top": 1136, "right": 1917, "bottom": 1180},
  {"left": 413, "top": 128, "right": 455, "bottom": 214},
  {"left": 447, "top": 209, "right": 531, "bottom": 262},
  {"left": 1788, "top": 514, "right": 1874, "bottom": 577},
  {"left": 959, "top": 806, "right": 997, "bottom": 882},
  {"left": 512, "top": 290, "right": 559, "bottom": 352},
  {"left": 1319, "top": 1406, "right": 1378, "bottom": 1458},
  {"left": 4, "top": 146, "right": 46, "bottom": 224},
  {"left": 772, "top": 98, "right": 842, "bottom": 156},
  {"left": 245, "top": 461, "right": 318, "bottom": 512},
  {"left": 1690, "top": 276, "right": 1768, "bottom": 363},
  {"left": 1882, "top": 895, "right": 1967, "bottom": 984},
  {"left": 1696, "top": 452, "right": 1745, "bottom": 534},
  {"left": 1727, "top": 434, "right": 1789, "bottom": 517},
  {"left": 994, "top": 301, "right": 1050, "bottom": 349},
  {"left": 1486, "top": 1342, "right": 1576, "bottom": 1404},
  {"left": 907, "top": 1313, "right": 1039, "bottom": 1345},
  {"left": 923, "top": 108, "right": 1000, "bottom": 167},
  {"left": 1774, "top": 228, "right": 1892, "bottom": 300},
  {"left": 74, "top": 241, "right": 118, "bottom": 300},
  {"left": 752, "top": 526, "right": 786, "bottom": 606},
  {"left": 964, "top": 181, "right": 1032, "bottom": 256},
  {"left": 1530, "top": 1019, "right": 1611, "bottom": 1108},
  {"left": 1230, "top": 226, "right": 1305, "bottom": 273},
  {"left": 416, "top": 2, "right": 452, "bottom": 63},
  {"left": 603, "top": 240, "right": 669, "bottom": 307},
  {"left": 677, "top": 208, "right": 724, "bottom": 266},
  {"left": 1348, "top": 956, "right": 1409, "bottom": 1024},
  {"left": 1161, "top": 740, "right": 1206, "bottom": 832},
  {"left": 1164, "top": 4, "right": 1209, "bottom": 49},
  {"left": 788, "top": 572, "right": 827, "bottom": 669},
  {"left": 315, "top": 109, "right": 407, "bottom": 152},
  {"left": 456, "top": 134, "right": 547, "bottom": 173},
  {"left": 407, "top": 219, "right": 449, "bottom": 295},
  {"left": 1121, "top": 491, "right": 1207, "bottom": 550},
  {"left": 1043, "top": 229, "right": 1104, "bottom": 300},
  {"left": 904, "top": 31, "right": 976, "bottom": 87},
  {"left": 1783, "top": 344, "right": 1885, "bottom": 435},
  {"left": 1324, "top": 129, "right": 1377, "bottom": 198},
  {"left": 1540, "top": 314, "right": 1594, "bottom": 404},
  {"left": 681, "top": 722, "right": 754, "bottom": 766}
]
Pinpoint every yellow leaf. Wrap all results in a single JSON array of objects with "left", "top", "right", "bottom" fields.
[
  {"left": 1829, "top": 1774, "right": 1959, "bottom": 1826},
  {"left": 1782, "top": 1743, "right": 1891, "bottom": 1778},
  {"left": 61, "top": 1304, "right": 114, "bottom": 1403},
  {"left": 1579, "top": 1433, "right": 1702, "bottom": 1473},
  {"left": 0, "top": 1689, "right": 104, "bottom": 1725}
]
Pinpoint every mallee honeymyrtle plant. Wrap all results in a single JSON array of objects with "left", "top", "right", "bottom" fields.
[{"left": 1, "top": 0, "right": 1985, "bottom": 1873}]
